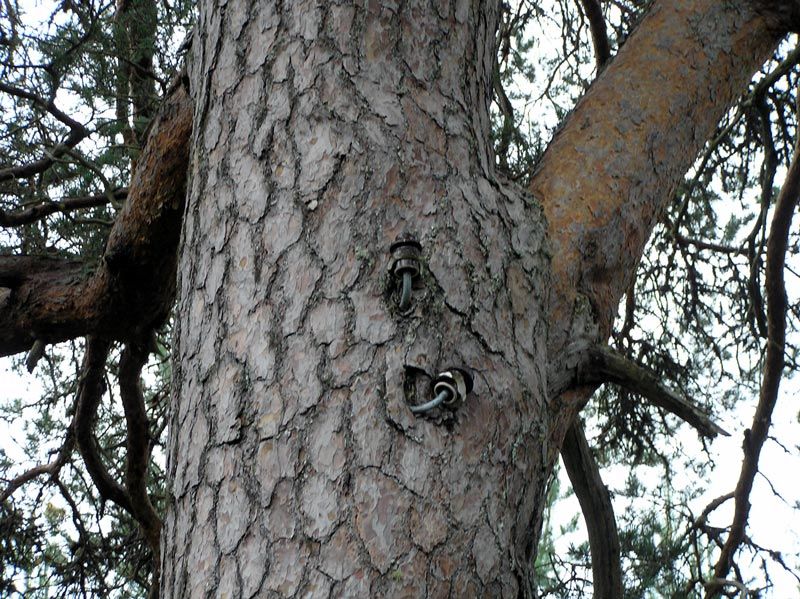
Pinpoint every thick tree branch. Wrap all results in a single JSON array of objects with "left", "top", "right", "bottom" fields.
[
  {"left": 0, "top": 78, "right": 191, "bottom": 357},
  {"left": 532, "top": 0, "right": 781, "bottom": 354},
  {"left": 579, "top": 346, "right": 729, "bottom": 439},
  {"left": 751, "top": 0, "right": 800, "bottom": 32},
  {"left": 73, "top": 336, "right": 133, "bottom": 513},
  {"left": 706, "top": 111, "right": 800, "bottom": 597},
  {"left": 561, "top": 421, "right": 623, "bottom": 599},
  {"left": 0, "top": 188, "right": 126, "bottom": 227},
  {"left": 0, "top": 255, "right": 82, "bottom": 286}
]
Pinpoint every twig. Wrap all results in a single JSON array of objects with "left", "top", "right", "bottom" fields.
[
  {"left": 695, "top": 492, "right": 735, "bottom": 529},
  {"left": 0, "top": 430, "right": 74, "bottom": 503},
  {"left": 705, "top": 578, "right": 750, "bottom": 599}
]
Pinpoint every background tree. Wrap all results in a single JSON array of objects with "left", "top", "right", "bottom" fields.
[{"left": 1, "top": 0, "right": 799, "bottom": 597}]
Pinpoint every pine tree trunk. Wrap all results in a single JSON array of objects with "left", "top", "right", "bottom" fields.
[
  {"left": 162, "top": 2, "right": 552, "bottom": 596},
  {"left": 160, "top": 0, "right": 785, "bottom": 596}
]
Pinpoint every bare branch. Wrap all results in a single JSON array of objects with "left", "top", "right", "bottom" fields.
[
  {"left": 576, "top": 0, "right": 611, "bottom": 70},
  {"left": 746, "top": 95, "right": 779, "bottom": 340},
  {"left": 119, "top": 335, "right": 162, "bottom": 552},
  {"left": 561, "top": 421, "right": 623, "bottom": 599},
  {"left": 706, "top": 103, "right": 800, "bottom": 597},
  {"left": 0, "top": 430, "right": 74, "bottom": 503},
  {"left": 0, "top": 80, "right": 90, "bottom": 183},
  {"left": 673, "top": 233, "right": 747, "bottom": 256},
  {"left": 695, "top": 492, "right": 735, "bottom": 530},
  {"left": 0, "top": 188, "right": 126, "bottom": 227},
  {"left": 493, "top": 66, "right": 516, "bottom": 169},
  {"left": 752, "top": 43, "right": 800, "bottom": 100},
  {"left": 0, "top": 80, "right": 88, "bottom": 133}
]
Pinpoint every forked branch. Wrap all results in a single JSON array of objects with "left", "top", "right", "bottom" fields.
[{"left": 0, "top": 78, "right": 191, "bottom": 358}]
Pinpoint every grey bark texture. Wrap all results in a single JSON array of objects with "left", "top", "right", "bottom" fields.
[{"left": 162, "top": 1, "right": 552, "bottom": 597}]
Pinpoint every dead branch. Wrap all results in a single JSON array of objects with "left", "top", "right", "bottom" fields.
[
  {"left": 561, "top": 421, "right": 623, "bottom": 599},
  {"left": 579, "top": 345, "right": 729, "bottom": 438}
]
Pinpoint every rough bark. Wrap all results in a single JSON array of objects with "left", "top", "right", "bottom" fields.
[
  {"left": 164, "top": 2, "right": 550, "bottom": 597},
  {"left": 533, "top": 0, "right": 779, "bottom": 346}
]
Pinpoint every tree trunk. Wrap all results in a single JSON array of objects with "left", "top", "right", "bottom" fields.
[
  {"left": 160, "top": 1, "right": 785, "bottom": 597},
  {"left": 163, "top": 2, "right": 551, "bottom": 597}
]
